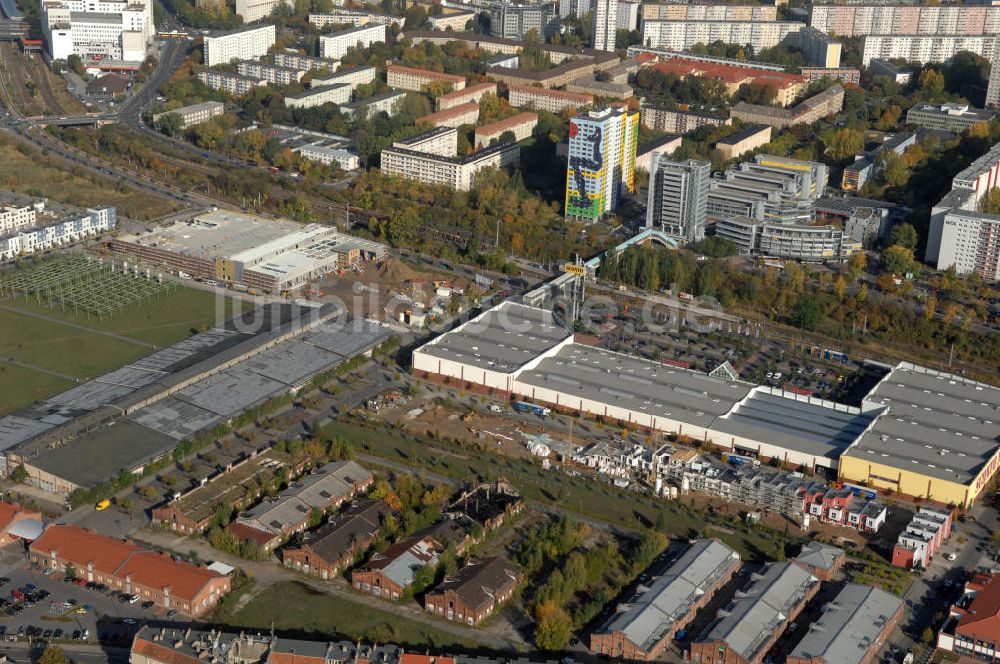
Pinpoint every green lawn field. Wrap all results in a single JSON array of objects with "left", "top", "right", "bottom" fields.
[
  {"left": 223, "top": 581, "right": 479, "bottom": 649},
  {"left": 0, "top": 286, "right": 252, "bottom": 415},
  {"left": 5, "top": 287, "right": 250, "bottom": 347},
  {"left": 0, "top": 362, "right": 76, "bottom": 415}
]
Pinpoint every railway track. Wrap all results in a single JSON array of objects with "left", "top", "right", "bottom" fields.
[{"left": 26, "top": 50, "right": 66, "bottom": 116}]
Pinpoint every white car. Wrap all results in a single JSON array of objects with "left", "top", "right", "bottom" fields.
[{"left": 946, "top": 553, "right": 958, "bottom": 561}]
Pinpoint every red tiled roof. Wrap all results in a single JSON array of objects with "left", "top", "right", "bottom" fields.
[
  {"left": 131, "top": 638, "right": 205, "bottom": 664},
  {"left": 507, "top": 84, "right": 593, "bottom": 103},
  {"left": 476, "top": 111, "right": 538, "bottom": 136},
  {"left": 417, "top": 101, "right": 480, "bottom": 124},
  {"left": 30, "top": 525, "right": 224, "bottom": 602},
  {"left": 958, "top": 573, "right": 1000, "bottom": 641},
  {"left": 438, "top": 82, "right": 496, "bottom": 101},
  {"left": 650, "top": 58, "right": 806, "bottom": 90},
  {"left": 388, "top": 63, "right": 465, "bottom": 83},
  {"left": 401, "top": 655, "right": 455, "bottom": 664},
  {"left": 0, "top": 501, "right": 32, "bottom": 531}
]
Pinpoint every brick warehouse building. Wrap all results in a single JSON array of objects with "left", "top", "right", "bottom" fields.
[
  {"left": 424, "top": 557, "right": 520, "bottom": 625},
  {"left": 590, "top": 539, "right": 741, "bottom": 661},
  {"left": 352, "top": 534, "right": 443, "bottom": 601},
  {"left": 30, "top": 525, "right": 230, "bottom": 617},
  {"left": 281, "top": 500, "right": 388, "bottom": 579}
]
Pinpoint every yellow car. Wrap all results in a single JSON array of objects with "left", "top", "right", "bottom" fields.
[
  {"left": 74, "top": 606, "right": 87, "bottom": 614},
  {"left": 95, "top": 499, "right": 111, "bottom": 511}
]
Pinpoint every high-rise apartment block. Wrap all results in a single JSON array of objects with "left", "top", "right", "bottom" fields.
[
  {"left": 861, "top": 34, "right": 997, "bottom": 66},
  {"left": 645, "top": 157, "right": 710, "bottom": 244},
  {"left": 203, "top": 24, "right": 276, "bottom": 66},
  {"left": 591, "top": 0, "right": 617, "bottom": 52},
  {"left": 489, "top": 1, "right": 559, "bottom": 40},
  {"left": 234, "top": 0, "right": 291, "bottom": 23},
  {"left": 564, "top": 107, "right": 639, "bottom": 223},
  {"left": 641, "top": 20, "right": 805, "bottom": 53},
  {"left": 988, "top": 48, "right": 1000, "bottom": 108},
  {"left": 318, "top": 23, "right": 386, "bottom": 60},
  {"left": 808, "top": 4, "right": 1000, "bottom": 38}
]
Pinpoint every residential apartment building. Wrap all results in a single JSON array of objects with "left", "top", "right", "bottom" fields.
[
  {"left": 29, "top": 525, "right": 229, "bottom": 617},
  {"left": 151, "top": 101, "right": 224, "bottom": 129},
  {"left": 591, "top": 0, "right": 616, "bottom": 52},
  {"left": 284, "top": 84, "right": 351, "bottom": 109},
  {"left": 616, "top": 0, "right": 637, "bottom": 31},
  {"left": 424, "top": 557, "right": 520, "bottom": 625},
  {"left": 1, "top": 207, "right": 117, "bottom": 262},
  {"left": 808, "top": 4, "right": 1000, "bottom": 38},
  {"left": 641, "top": 20, "right": 806, "bottom": 53},
  {"left": 203, "top": 24, "right": 275, "bottom": 67},
  {"left": 938, "top": 572, "right": 1000, "bottom": 660},
  {"left": 787, "top": 584, "right": 904, "bottom": 664},
  {"left": 905, "top": 102, "right": 996, "bottom": 133},
  {"left": 381, "top": 135, "right": 520, "bottom": 190},
  {"left": 861, "top": 34, "right": 998, "bottom": 66},
  {"left": 800, "top": 67, "right": 861, "bottom": 85},
  {"left": 475, "top": 112, "right": 538, "bottom": 148},
  {"left": 197, "top": 70, "right": 267, "bottom": 96},
  {"left": 713, "top": 218, "right": 860, "bottom": 262},
  {"left": 318, "top": 23, "right": 386, "bottom": 60},
  {"left": 308, "top": 9, "right": 402, "bottom": 28},
  {"left": 564, "top": 106, "right": 639, "bottom": 223},
  {"left": 590, "top": 540, "right": 741, "bottom": 661},
  {"left": 926, "top": 140, "right": 1000, "bottom": 281},
  {"left": 842, "top": 131, "right": 916, "bottom": 192},
  {"left": 507, "top": 84, "right": 593, "bottom": 113},
  {"left": 635, "top": 134, "right": 681, "bottom": 173},
  {"left": 236, "top": 60, "right": 305, "bottom": 86},
  {"left": 416, "top": 102, "right": 480, "bottom": 128},
  {"left": 798, "top": 26, "right": 842, "bottom": 68},
  {"left": 387, "top": 64, "right": 465, "bottom": 92},
  {"left": 489, "top": 1, "right": 558, "bottom": 40},
  {"left": 273, "top": 50, "right": 339, "bottom": 73},
  {"left": 989, "top": 47, "right": 1000, "bottom": 108},
  {"left": 352, "top": 534, "right": 443, "bottom": 601},
  {"left": 437, "top": 82, "right": 496, "bottom": 111},
  {"left": 691, "top": 562, "right": 820, "bottom": 664},
  {"left": 645, "top": 156, "right": 710, "bottom": 244},
  {"left": 715, "top": 124, "right": 772, "bottom": 160},
  {"left": 892, "top": 506, "right": 952, "bottom": 568},
  {"left": 227, "top": 461, "right": 373, "bottom": 551},
  {"left": 234, "top": 0, "right": 291, "bottom": 23},
  {"left": 801, "top": 488, "right": 887, "bottom": 530},
  {"left": 0, "top": 202, "right": 37, "bottom": 235},
  {"left": 311, "top": 65, "right": 376, "bottom": 90},
  {"left": 641, "top": 3, "right": 776, "bottom": 23},
  {"left": 565, "top": 78, "right": 633, "bottom": 100},
  {"left": 281, "top": 500, "right": 388, "bottom": 579},
  {"left": 341, "top": 89, "right": 405, "bottom": 121},
  {"left": 428, "top": 10, "right": 475, "bottom": 31},
  {"left": 730, "top": 84, "right": 845, "bottom": 130},
  {"left": 639, "top": 105, "right": 730, "bottom": 134}
]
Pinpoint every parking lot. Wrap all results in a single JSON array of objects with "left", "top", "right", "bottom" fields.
[{"left": 0, "top": 556, "right": 155, "bottom": 648}]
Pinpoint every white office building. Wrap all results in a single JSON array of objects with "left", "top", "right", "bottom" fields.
[
  {"left": 591, "top": 0, "right": 616, "bottom": 52},
  {"left": 318, "top": 23, "right": 385, "bottom": 60},
  {"left": 203, "top": 24, "right": 276, "bottom": 67},
  {"left": 41, "top": 0, "right": 151, "bottom": 61},
  {"left": 645, "top": 156, "right": 710, "bottom": 244}
]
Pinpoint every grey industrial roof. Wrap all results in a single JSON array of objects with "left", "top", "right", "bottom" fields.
[
  {"left": 795, "top": 541, "right": 844, "bottom": 572},
  {"left": 813, "top": 195, "right": 908, "bottom": 215},
  {"left": 599, "top": 540, "right": 741, "bottom": 653},
  {"left": 789, "top": 584, "right": 903, "bottom": 664},
  {"left": 419, "top": 301, "right": 571, "bottom": 373},
  {"left": 515, "top": 344, "right": 752, "bottom": 428},
  {"left": 26, "top": 419, "right": 177, "bottom": 488},
  {"left": 713, "top": 388, "right": 884, "bottom": 462},
  {"left": 701, "top": 562, "right": 818, "bottom": 662},
  {"left": 844, "top": 363, "right": 1000, "bottom": 484}
]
